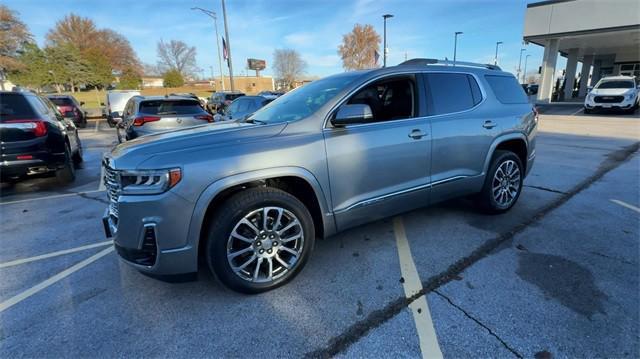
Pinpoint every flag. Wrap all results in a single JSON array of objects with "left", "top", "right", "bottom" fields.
[
  {"left": 222, "top": 37, "right": 228, "bottom": 61},
  {"left": 374, "top": 50, "right": 380, "bottom": 65}
]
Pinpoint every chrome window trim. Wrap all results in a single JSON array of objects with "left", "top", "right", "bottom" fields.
[
  {"left": 333, "top": 175, "right": 469, "bottom": 214},
  {"left": 323, "top": 70, "right": 488, "bottom": 130}
]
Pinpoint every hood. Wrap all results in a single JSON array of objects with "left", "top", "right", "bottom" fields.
[
  {"left": 590, "top": 88, "right": 634, "bottom": 96},
  {"left": 109, "top": 121, "right": 287, "bottom": 168}
]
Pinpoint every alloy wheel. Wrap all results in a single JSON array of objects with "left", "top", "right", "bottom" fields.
[
  {"left": 492, "top": 159, "right": 521, "bottom": 207},
  {"left": 226, "top": 207, "right": 304, "bottom": 283}
]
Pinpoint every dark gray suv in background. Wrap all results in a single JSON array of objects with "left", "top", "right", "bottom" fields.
[{"left": 102, "top": 59, "right": 537, "bottom": 293}]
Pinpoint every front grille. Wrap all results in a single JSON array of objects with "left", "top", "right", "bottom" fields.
[
  {"left": 103, "top": 161, "right": 121, "bottom": 219},
  {"left": 594, "top": 95, "right": 624, "bottom": 103}
]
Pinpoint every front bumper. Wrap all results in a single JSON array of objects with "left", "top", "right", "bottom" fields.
[
  {"left": 584, "top": 96, "right": 637, "bottom": 110},
  {"left": 102, "top": 190, "right": 199, "bottom": 275}
]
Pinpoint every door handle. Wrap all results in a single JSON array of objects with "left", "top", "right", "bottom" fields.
[
  {"left": 408, "top": 129, "right": 426, "bottom": 140},
  {"left": 482, "top": 120, "right": 497, "bottom": 129}
]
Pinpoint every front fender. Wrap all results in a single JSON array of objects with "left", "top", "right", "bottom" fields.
[{"left": 185, "top": 166, "right": 335, "bottom": 263}]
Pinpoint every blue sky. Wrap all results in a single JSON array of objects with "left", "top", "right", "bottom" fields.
[{"left": 5, "top": 0, "right": 559, "bottom": 79}]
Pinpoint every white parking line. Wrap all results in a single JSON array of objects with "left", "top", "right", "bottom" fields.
[
  {"left": 0, "top": 246, "right": 114, "bottom": 313},
  {"left": 610, "top": 199, "right": 640, "bottom": 214},
  {"left": 393, "top": 217, "right": 443, "bottom": 359},
  {"left": 570, "top": 107, "right": 584, "bottom": 116},
  {"left": 0, "top": 189, "right": 105, "bottom": 206},
  {"left": 0, "top": 241, "right": 113, "bottom": 269}
]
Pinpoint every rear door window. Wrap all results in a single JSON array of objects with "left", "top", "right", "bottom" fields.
[
  {"left": 425, "top": 73, "right": 477, "bottom": 115},
  {"left": 0, "top": 94, "right": 36, "bottom": 121},
  {"left": 139, "top": 100, "right": 202, "bottom": 115},
  {"left": 484, "top": 75, "right": 529, "bottom": 104},
  {"left": 48, "top": 97, "right": 73, "bottom": 106}
]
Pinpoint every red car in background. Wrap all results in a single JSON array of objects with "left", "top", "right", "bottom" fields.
[{"left": 46, "top": 95, "right": 88, "bottom": 128}]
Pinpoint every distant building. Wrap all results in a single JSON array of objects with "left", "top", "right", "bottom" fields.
[
  {"left": 141, "top": 76, "right": 164, "bottom": 88},
  {"left": 524, "top": 0, "right": 640, "bottom": 103},
  {"left": 212, "top": 75, "right": 274, "bottom": 94}
]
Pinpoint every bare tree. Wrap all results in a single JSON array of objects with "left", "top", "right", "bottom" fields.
[
  {"left": 46, "top": 14, "right": 98, "bottom": 52},
  {"left": 0, "top": 5, "right": 33, "bottom": 89},
  {"left": 156, "top": 40, "right": 198, "bottom": 77},
  {"left": 338, "top": 24, "right": 381, "bottom": 71},
  {"left": 273, "top": 49, "right": 306, "bottom": 90}
]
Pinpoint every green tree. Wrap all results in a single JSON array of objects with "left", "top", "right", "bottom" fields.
[
  {"left": 163, "top": 69, "right": 183, "bottom": 88},
  {"left": 117, "top": 67, "right": 141, "bottom": 89},
  {"left": 45, "top": 44, "right": 92, "bottom": 93},
  {"left": 7, "top": 43, "right": 48, "bottom": 90},
  {"left": 0, "top": 5, "right": 33, "bottom": 90}
]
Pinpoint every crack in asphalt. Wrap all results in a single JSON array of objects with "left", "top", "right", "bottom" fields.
[
  {"left": 524, "top": 185, "right": 567, "bottom": 194},
  {"left": 433, "top": 290, "right": 523, "bottom": 358},
  {"left": 305, "top": 141, "right": 639, "bottom": 359}
]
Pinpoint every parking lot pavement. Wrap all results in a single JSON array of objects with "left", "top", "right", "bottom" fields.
[{"left": 1, "top": 113, "right": 638, "bottom": 357}]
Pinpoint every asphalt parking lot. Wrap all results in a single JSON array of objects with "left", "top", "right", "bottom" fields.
[{"left": 1, "top": 107, "right": 639, "bottom": 358}]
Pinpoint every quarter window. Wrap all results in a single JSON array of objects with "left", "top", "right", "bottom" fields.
[
  {"left": 425, "top": 73, "right": 478, "bottom": 115},
  {"left": 485, "top": 75, "right": 529, "bottom": 104}
]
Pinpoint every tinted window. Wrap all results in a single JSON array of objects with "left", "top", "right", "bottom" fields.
[
  {"left": 28, "top": 96, "right": 51, "bottom": 116},
  {"left": 469, "top": 76, "right": 483, "bottom": 105},
  {"left": 225, "top": 94, "right": 245, "bottom": 101},
  {"left": 236, "top": 99, "right": 251, "bottom": 112},
  {"left": 596, "top": 80, "right": 634, "bottom": 89},
  {"left": 484, "top": 75, "right": 529, "bottom": 104},
  {"left": 426, "top": 73, "right": 476, "bottom": 115},
  {"left": 0, "top": 94, "right": 36, "bottom": 121},
  {"left": 139, "top": 100, "right": 203, "bottom": 115},
  {"left": 48, "top": 97, "right": 73, "bottom": 106}
]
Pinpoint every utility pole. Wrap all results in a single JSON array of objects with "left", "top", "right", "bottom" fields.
[
  {"left": 191, "top": 7, "right": 226, "bottom": 91},
  {"left": 517, "top": 48, "right": 526, "bottom": 84},
  {"left": 453, "top": 31, "right": 463, "bottom": 66},
  {"left": 494, "top": 41, "right": 503, "bottom": 65},
  {"left": 523, "top": 54, "right": 531, "bottom": 84},
  {"left": 382, "top": 14, "right": 394, "bottom": 67},
  {"left": 221, "top": 0, "right": 234, "bottom": 91}
]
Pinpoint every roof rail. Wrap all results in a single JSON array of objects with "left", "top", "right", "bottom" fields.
[{"left": 399, "top": 58, "right": 502, "bottom": 71}]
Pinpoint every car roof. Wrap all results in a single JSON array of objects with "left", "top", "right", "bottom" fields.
[
  {"left": 46, "top": 94, "right": 74, "bottom": 98},
  {"left": 600, "top": 76, "right": 635, "bottom": 81},
  {"left": 236, "top": 96, "right": 267, "bottom": 100},
  {"left": 137, "top": 95, "right": 201, "bottom": 101}
]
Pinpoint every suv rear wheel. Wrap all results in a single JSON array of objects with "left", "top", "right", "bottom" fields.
[
  {"left": 477, "top": 150, "right": 523, "bottom": 214},
  {"left": 205, "top": 187, "right": 315, "bottom": 293},
  {"left": 56, "top": 144, "right": 76, "bottom": 184}
]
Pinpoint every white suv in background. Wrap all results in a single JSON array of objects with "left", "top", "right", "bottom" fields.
[{"left": 584, "top": 76, "right": 639, "bottom": 114}]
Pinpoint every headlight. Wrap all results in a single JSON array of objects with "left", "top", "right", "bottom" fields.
[
  {"left": 587, "top": 94, "right": 594, "bottom": 101},
  {"left": 625, "top": 92, "right": 636, "bottom": 101},
  {"left": 120, "top": 168, "right": 182, "bottom": 195}
]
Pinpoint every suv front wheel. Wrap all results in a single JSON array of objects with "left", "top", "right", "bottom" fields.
[
  {"left": 477, "top": 150, "right": 523, "bottom": 214},
  {"left": 205, "top": 187, "right": 315, "bottom": 293}
]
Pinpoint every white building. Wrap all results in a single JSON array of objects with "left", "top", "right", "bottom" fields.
[{"left": 524, "top": 0, "right": 640, "bottom": 103}]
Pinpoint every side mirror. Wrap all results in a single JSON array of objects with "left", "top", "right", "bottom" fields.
[
  {"left": 80, "top": 101, "right": 85, "bottom": 106},
  {"left": 587, "top": 86, "right": 593, "bottom": 93},
  {"left": 331, "top": 104, "right": 373, "bottom": 127}
]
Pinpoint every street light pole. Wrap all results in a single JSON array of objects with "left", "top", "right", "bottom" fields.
[
  {"left": 517, "top": 48, "right": 526, "bottom": 84},
  {"left": 494, "top": 41, "right": 503, "bottom": 65},
  {"left": 191, "top": 7, "right": 226, "bottom": 91},
  {"left": 221, "top": 0, "right": 234, "bottom": 91},
  {"left": 523, "top": 54, "right": 531, "bottom": 84},
  {"left": 453, "top": 31, "right": 463, "bottom": 66},
  {"left": 382, "top": 14, "right": 394, "bottom": 67}
]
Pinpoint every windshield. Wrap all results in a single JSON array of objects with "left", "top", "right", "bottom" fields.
[
  {"left": 596, "top": 80, "right": 634, "bottom": 89},
  {"left": 48, "top": 97, "right": 73, "bottom": 106},
  {"left": 140, "top": 100, "right": 203, "bottom": 115},
  {"left": 248, "top": 72, "right": 364, "bottom": 124}
]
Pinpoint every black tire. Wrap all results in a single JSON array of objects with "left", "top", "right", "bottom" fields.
[
  {"left": 73, "top": 138, "right": 84, "bottom": 168},
  {"left": 205, "top": 187, "right": 315, "bottom": 294},
  {"left": 477, "top": 150, "right": 524, "bottom": 214},
  {"left": 56, "top": 144, "right": 76, "bottom": 184},
  {"left": 583, "top": 107, "right": 591, "bottom": 114}
]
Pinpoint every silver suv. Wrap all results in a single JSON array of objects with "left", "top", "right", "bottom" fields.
[{"left": 102, "top": 59, "right": 537, "bottom": 293}]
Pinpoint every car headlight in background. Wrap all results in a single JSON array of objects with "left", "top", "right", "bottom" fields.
[
  {"left": 587, "top": 94, "right": 595, "bottom": 102},
  {"left": 120, "top": 168, "right": 182, "bottom": 195},
  {"left": 625, "top": 92, "right": 636, "bottom": 101}
]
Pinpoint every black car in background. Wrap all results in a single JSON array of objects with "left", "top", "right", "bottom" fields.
[
  {"left": 46, "top": 94, "right": 88, "bottom": 128},
  {"left": 0, "top": 91, "right": 83, "bottom": 184},
  {"left": 216, "top": 95, "right": 274, "bottom": 121}
]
